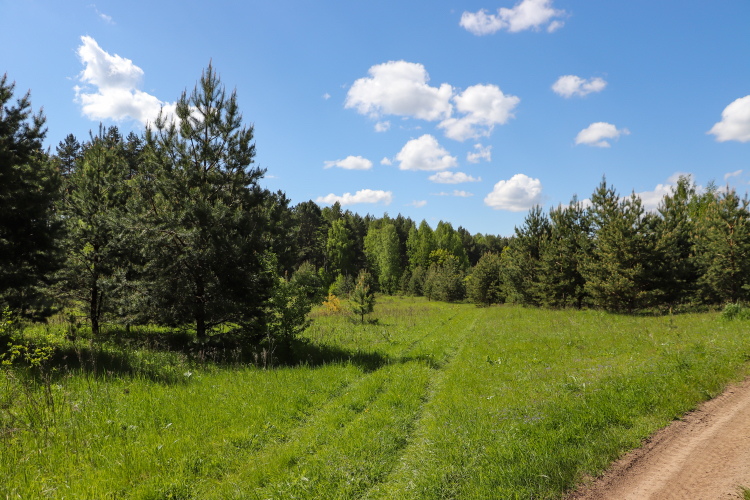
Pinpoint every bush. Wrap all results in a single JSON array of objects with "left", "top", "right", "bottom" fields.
[
  {"left": 291, "top": 262, "right": 325, "bottom": 303},
  {"left": 721, "top": 303, "right": 750, "bottom": 320},
  {"left": 329, "top": 273, "right": 354, "bottom": 298}
]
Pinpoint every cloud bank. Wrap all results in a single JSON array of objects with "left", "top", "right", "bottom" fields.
[
  {"left": 345, "top": 61, "right": 519, "bottom": 141},
  {"left": 316, "top": 189, "right": 393, "bottom": 206},
  {"left": 460, "top": 0, "right": 565, "bottom": 35}
]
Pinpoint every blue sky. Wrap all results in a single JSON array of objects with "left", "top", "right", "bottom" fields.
[{"left": 2, "top": 0, "right": 749, "bottom": 235}]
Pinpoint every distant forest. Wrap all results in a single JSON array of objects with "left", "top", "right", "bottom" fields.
[{"left": 2, "top": 66, "right": 748, "bottom": 348}]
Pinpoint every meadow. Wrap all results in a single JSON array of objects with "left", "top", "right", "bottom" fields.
[{"left": 1, "top": 298, "right": 748, "bottom": 499}]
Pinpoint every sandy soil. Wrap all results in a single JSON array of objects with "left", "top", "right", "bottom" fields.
[{"left": 566, "top": 377, "right": 750, "bottom": 500}]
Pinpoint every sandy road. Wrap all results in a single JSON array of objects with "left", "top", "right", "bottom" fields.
[{"left": 567, "top": 377, "right": 750, "bottom": 500}]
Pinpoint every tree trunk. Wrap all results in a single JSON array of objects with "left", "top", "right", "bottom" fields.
[
  {"left": 90, "top": 280, "right": 99, "bottom": 336},
  {"left": 195, "top": 279, "right": 206, "bottom": 338}
]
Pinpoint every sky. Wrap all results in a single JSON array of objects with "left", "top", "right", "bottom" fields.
[{"left": 2, "top": 0, "right": 749, "bottom": 236}]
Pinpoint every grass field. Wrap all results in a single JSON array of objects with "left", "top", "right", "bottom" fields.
[{"left": 1, "top": 297, "right": 748, "bottom": 499}]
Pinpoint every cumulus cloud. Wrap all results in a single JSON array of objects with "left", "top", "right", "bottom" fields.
[
  {"left": 575, "top": 122, "right": 629, "bottom": 148},
  {"left": 633, "top": 173, "right": 702, "bottom": 211},
  {"left": 345, "top": 61, "right": 518, "bottom": 141},
  {"left": 428, "top": 171, "right": 481, "bottom": 184},
  {"left": 380, "top": 157, "right": 393, "bottom": 165},
  {"left": 316, "top": 189, "right": 393, "bottom": 206},
  {"left": 395, "top": 135, "right": 458, "bottom": 171},
  {"left": 467, "top": 143, "right": 492, "bottom": 163},
  {"left": 432, "top": 190, "right": 474, "bottom": 197},
  {"left": 439, "top": 84, "right": 519, "bottom": 141},
  {"left": 323, "top": 156, "right": 373, "bottom": 170},
  {"left": 725, "top": 169, "right": 743, "bottom": 181},
  {"left": 708, "top": 95, "right": 750, "bottom": 142},
  {"left": 460, "top": 0, "right": 565, "bottom": 35},
  {"left": 552, "top": 75, "right": 607, "bottom": 98},
  {"left": 345, "top": 61, "right": 453, "bottom": 121},
  {"left": 74, "top": 36, "right": 175, "bottom": 125},
  {"left": 484, "top": 174, "right": 543, "bottom": 211},
  {"left": 407, "top": 200, "right": 428, "bottom": 207}
]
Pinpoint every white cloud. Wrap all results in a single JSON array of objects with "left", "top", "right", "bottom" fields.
[
  {"left": 74, "top": 36, "right": 175, "bottom": 125},
  {"left": 323, "top": 156, "right": 373, "bottom": 170},
  {"left": 725, "top": 169, "right": 743, "bottom": 181},
  {"left": 575, "top": 122, "right": 630, "bottom": 148},
  {"left": 547, "top": 20, "right": 564, "bottom": 32},
  {"left": 467, "top": 143, "right": 492, "bottom": 163},
  {"left": 346, "top": 61, "right": 518, "bottom": 141},
  {"left": 438, "top": 84, "right": 519, "bottom": 141},
  {"left": 345, "top": 61, "right": 453, "bottom": 121},
  {"left": 634, "top": 173, "right": 703, "bottom": 211},
  {"left": 432, "top": 190, "right": 474, "bottom": 197},
  {"left": 407, "top": 200, "right": 428, "bottom": 207},
  {"left": 380, "top": 157, "right": 393, "bottom": 165},
  {"left": 484, "top": 174, "right": 543, "bottom": 211},
  {"left": 322, "top": 93, "right": 331, "bottom": 100},
  {"left": 375, "top": 120, "right": 390, "bottom": 132},
  {"left": 552, "top": 75, "right": 607, "bottom": 98},
  {"left": 428, "top": 171, "right": 481, "bottom": 184},
  {"left": 708, "top": 95, "right": 750, "bottom": 142},
  {"left": 395, "top": 135, "right": 458, "bottom": 171},
  {"left": 460, "top": 0, "right": 566, "bottom": 35},
  {"left": 316, "top": 189, "right": 393, "bottom": 206},
  {"left": 90, "top": 5, "right": 114, "bottom": 24}
]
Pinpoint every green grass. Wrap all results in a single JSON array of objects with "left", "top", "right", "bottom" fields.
[{"left": 2, "top": 297, "right": 749, "bottom": 499}]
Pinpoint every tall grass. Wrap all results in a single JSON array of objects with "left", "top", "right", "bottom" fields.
[{"left": 1, "top": 299, "right": 748, "bottom": 499}]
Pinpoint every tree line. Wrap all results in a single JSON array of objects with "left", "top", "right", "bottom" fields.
[{"left": 1, "top": 65, "right": 747, "bottom": 352}]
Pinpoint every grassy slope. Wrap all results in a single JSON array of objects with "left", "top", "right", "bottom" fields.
[{"left": 1, "top": 298, "right": 748, "bottom": 499}]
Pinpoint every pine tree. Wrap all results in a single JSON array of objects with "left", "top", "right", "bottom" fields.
[
  {"left": 0, "top": 74, "right": 63, "bottom": 317},
  {"left": 351, "top": 271, "right": 375, "bottom": 323},
  {"left": 654, "top": 175, "right": 700, "bottom": 305},
  {"left": 501, "top": 205, "right": 550, "bottom": 305},
  {"left": 132, "top": 64, "right": 272, "bottom": 339},
  {"left": 693, "top": 188, "right": 750, "bottom": 304},
  {"left": 56, "top": 130, "right": 129, "bottom": 335},
  {"left": 467, "top": 252, "right": 503, "bottom": 306},
  {"left": 55, "top": 133, "right": 81, "bottom": 178},
  {"left": 536, "top": 198, "right": 589, "bottom": 308},
  {"left": 294, "top": 200, "right": 327, "bottom": 269},
  {"left": 581, "top": 184, "right": 660, "bottom": 312}
]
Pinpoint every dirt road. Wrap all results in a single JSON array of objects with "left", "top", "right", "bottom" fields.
[{"left": 567, "top": 378, "right": 750, "bottom": 500}]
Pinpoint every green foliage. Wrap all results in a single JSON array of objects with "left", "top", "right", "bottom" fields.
[
  {"left": 130, "top": 64, "right": 272, "bottom": 338},
  {"left": 291, "top": 261, "right": 325, "bottom": 303},
  {"left": 580, "top": 181, "right": 661, "bottom": 312},
  {"left": 0, "top": 74, "right": 63, "bottom": 318},
  {"left": 408, "top": 266, "right": 426, "bottom": 296},
  {"left": 720, "top": 303, "right": 750, "bottom": 320},
  {"left": 326, "top": 219, "right": 354, "bottom": 276},
  {"left": 693, "top": 188, "right": 750, "bottom": 304},
  {"left": 265, "top": 275, "right": 313, "bottom": 352},
  {"left": 466, "top": 252, "right": 503, "bottom": 306},
  {"left": 350, "top": 271, "right": 375, "bottom": 323},
  {"left": 365, "top": 223, "right": 402, "bottom": 294},
  {"left": 56, "top": 128, "right": 130, "bottom": 335},
  {"left": 536, "top": 198, "right": 589, "bottom": 308},
  {"left": 329, "top": 273, "right": 354, "bottom": 298},
  {"left": 502, "top": 205, "right": 550, "bottom": 305}
]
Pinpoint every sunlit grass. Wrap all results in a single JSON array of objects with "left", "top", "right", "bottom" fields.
[{"left": 1, "top": 299, "right": 748, "bottom": 499}]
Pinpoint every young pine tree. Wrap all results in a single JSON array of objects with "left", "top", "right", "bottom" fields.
[
  {"left": 132, "top": 64, "right": 272, "bottom": 339},
  {"left": 501, "top": 205, "right": 550, "bottom": 305},
  {"left": 467, "top": 252, "right": 503, "bottom": 306},
  {"left": 56, "top": 131, "right": 130, "bottom": 335},
  {"left": 693, "top": 188, "right": 750, "bottom": 304},
  {"left": 536, "top": 198, "right": 590, "bottom": 308},
  {"left": 351, "top": 271, "right": 375, "bottom": 323},
  {"left": 0, "top": 74, "right": 63, "bottom": 317}
]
